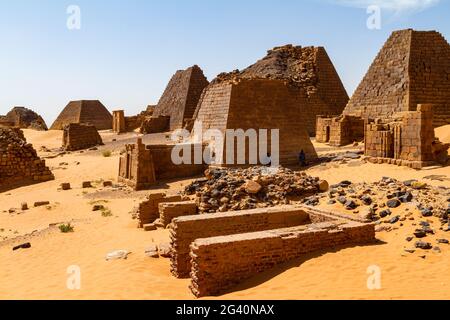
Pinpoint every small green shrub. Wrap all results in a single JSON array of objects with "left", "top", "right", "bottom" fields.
[
  {"left": 102, "top": 150, "right": 112, "bottom": 157},
  {"left": 59, "top": 223, "right": 74, "bottom": 233}
]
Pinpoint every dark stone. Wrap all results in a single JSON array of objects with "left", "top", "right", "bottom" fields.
[
  {"left": 13, "top": 243, "right": 31, "bottom": 251},
  {"left": 345, "top": 200, "right": 358, "bottom": 210},
  {"left": 360, "top": 195, "right": 373, "bottom": 205},
  {"left": 327, "top": 199, "right": 336, "bottom": 205},
  {"left": 437, "top": 239, "right": 449, "bottom": 244},
  {"left": 399, "top": 192, "right": 413, "bottom": 203},
  {"left": 386, "top": 199, "right": 401, "bottom": 209},
  {"left": 379, "top": 209, "right": 392, "bottom": 218},
  {"left": 389, "top": 215, "right": 400, "bottom": 224},
  {"left": 406, "top": 236, "right": 414, "bottom": 242},
  {"left": 337, "top": 196, "right": 347, "bottom": 205},
  {"left": 421, "top": 208, "right": 433, "bottom": 217},
  {"left": 403, "top": 180, "right": 418, "bottom": 187},
  {"left": 414, "top": 229, "right": 427, "bottom": 238},
  {"left": 415, "top": 241, "right": 432, "bottom": 250}
]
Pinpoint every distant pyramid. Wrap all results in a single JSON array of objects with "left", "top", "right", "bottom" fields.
[
  {"left": 50, "top": 100, "right": 112, "bottom": 130},
  {"left": 344, "top": 29, "right": 450, "bottom": 127},
  {"left": 153, "top": 65, "right": 209, "bottom": 131}
]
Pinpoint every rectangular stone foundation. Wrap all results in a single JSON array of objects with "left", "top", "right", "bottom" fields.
[
  {"left": 189, "top": 220, "right": 375, "bottom": 297},
  {"left": 169, "top": 205, "right": 336, "bottom": 278},
  {"left": 132, "top": 193, "right": 183, "bottom": 228}
]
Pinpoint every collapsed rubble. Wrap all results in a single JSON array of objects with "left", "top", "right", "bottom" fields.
[{"left": 183, "top": 167, "right": 326, "bottom": 213}]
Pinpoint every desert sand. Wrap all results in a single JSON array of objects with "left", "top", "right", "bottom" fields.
[{"left": 0, "top": 128, "right": 449, "bottom": 300}]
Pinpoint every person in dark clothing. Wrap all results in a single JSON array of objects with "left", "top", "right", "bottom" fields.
[{"left": 298, "top": 149, "right": 307, "bottom": 167}]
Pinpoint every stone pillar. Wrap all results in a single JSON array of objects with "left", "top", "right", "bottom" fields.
[{"left": 112, "top": 110, "right": 126, "bottom": 133}]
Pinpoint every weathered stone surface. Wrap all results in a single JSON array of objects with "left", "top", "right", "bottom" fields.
[
  {"left": 62, "top": 123, "right": 103, "bottom": 151},
  {"left": 51, "top": 100, "right": 112, "bottom": 130},
  {"left": 0, "top": 107, "right": 47, "bottom": 131},
  {"left": 0, "top": 128, "right": 54, "bottom": 190}
]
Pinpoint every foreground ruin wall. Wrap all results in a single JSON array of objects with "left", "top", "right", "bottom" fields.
[
  {"left": 343, "top": 29, "right": 450, "bottom": 127},
  {"left": 193, "top": 79, "right": 318, "bottom": 166},
  {"left": 0, "top": 128, "right": 54, "bottom": 190},
  {"left": 365, "top": 104, "right": 447, "bottom": 168},
  {"left": 153, "top": 65, "right": 209, "bottom": 131},
  {"left": 50, "top": 100, "right": 113, "bottom": 130},
  {"left": 62, "top": 123, "right": 103, "bottom": 151},
  {"left": 190, "top": 221, "right": 375, "bottom": 297},
  {"left": 118, "top": 139, "right": 206, "bottom": 190},
  {"left": 131, "top": 193, "right": 184, "bottom": 227},
  {"left": 0, "top": 107, "right": 47, "bottom": 131},
  {"left": 170, "top": 206, "right": 320, "bottom": 278}
]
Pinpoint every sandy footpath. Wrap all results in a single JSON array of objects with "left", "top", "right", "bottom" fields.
[{"left": 0, "top": 128, "right": 449, "bottom": 300}]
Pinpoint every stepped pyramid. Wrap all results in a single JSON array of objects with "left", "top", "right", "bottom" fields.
[
  {"left": 198, "top": 44, "right": 349, "bottom": 136},
  {"left": 50, "top": 100, "right": 112, "bottom": 130},
  {"left": 344, "top": 29, "right": 450, "bottom": 127},
  {"left": 153, "top": 65, "right": 209, "bottom": 131}
]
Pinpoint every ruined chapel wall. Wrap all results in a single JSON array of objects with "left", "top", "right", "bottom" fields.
[
  {"left": 170, "top": 206, "right": 315, "bottom": 278},
  {"left": 190, "top": 222, "right": 376, "bottom": 297},
  {"left": 62, "top": 123, "right": 103, "bottom": 151}
]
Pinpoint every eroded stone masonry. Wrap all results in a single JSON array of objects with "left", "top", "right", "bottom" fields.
[
  {"left": 199, "top": 44, "right": 349, "bottom": 136},
  {"left": 0, "top": 107, "right": 48, "bottom": 131},
  {"left": 0, "top": 128, "right": 54, "bottom": 190},
  {"left": 364, "top": 105, "right": 449, "bottom": 168},
  {"left": 118, "top": 138, "right": 205, "bottom": 190},
  {"left": 62, "top": 123, "right": 104, "bottom": 151},
  {"left": 152, "top": 65, "right": 209, "bottom": 132},
  {"left": 316, "top": 29, "right": 450, "bottom": 167},
  {"left": 50, "top": 100, "right": 113, "bottom": 130}
]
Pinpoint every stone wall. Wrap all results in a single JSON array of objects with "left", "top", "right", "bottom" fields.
[
  {"left": 0, "top": 128, "right": 54, "bottom": 190},
  {"left": 316, "top": 115, "right": 365, "bottom": 146},
  {"left": 190, "top": 221, "right": 375, "bottom": 297},
  {"left": 154, "top": 65, "right": 209, "bottom": 131},
  {"left": 159, "top": 201, "right": 198, "bottom": 227},
  {"left": 131, "top": 193, "right": 183, "bottom": 228},
  {"left": 62, "top": 123, "right": 103, "bottom": 151},
  {"left": 170, "top": 205, "right": 318, "bottom": 278},
  {"left": 118, "top": 139, "right": 206, "bottom": 190},
  {"left": 140, "top": 116, "right": 170, "bottom": 134},
  {"left": 364, "top": 104, "right": 445, "bottom": 168}
]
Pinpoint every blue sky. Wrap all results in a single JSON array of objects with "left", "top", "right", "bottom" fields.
[{"left": 0, "top": 0, "right": 449, "bottom": 124}]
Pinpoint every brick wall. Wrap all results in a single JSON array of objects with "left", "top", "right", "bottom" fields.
[
  {"left": 316, "top": 115, "right": 365, "bottom": 146},
  {"left": 170, "top": 206, "right": 319, "bottom": 278},
  {"left": 62, "top": 123, "right": 103, "bottom": 151},
  {"left": 140, "top": 116, "right": 170, "bottom": 134},
  {"left": 0, "top": 128, "right": 54, "bottom": 190},
  {"left": 159, "top": 201, "right": 198, "bottom": 227},
  {"left": 190, "top": 221, "right": 375, "bottom": 297},
  {"left": 132, "top": 193, "right": 183, "bottom": 227}
]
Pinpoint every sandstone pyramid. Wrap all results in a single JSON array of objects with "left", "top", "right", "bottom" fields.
[
  {"left": 50, "top": 100, "right": 112, "bottom": 130},
  {"left": 153, "top": 65, "right": 209, "bottom": 131},
  {"left": 201, "top": 45, "right": 349, "bottom": 136},
  {"left": 0, "top": 107, "right": 47, "bottom": 130},
  {"left": 344, "top": 29, "right": 450, "bottom": 127},
  {"left": 193, "top": 78, "right": 318, "bottom": 166}
]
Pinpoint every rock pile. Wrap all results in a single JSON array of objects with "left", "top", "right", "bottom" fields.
[
  {"left": 184, "top": 167, "right": 325, "bottom": 213},
  {"left": 0, "top": 128, "right": 54, "bottom": 188},
  {"left": 0, "top": 107, "right": 47, "bottom": 131},
  {"left": 213, "top": 45, "right": 320, "bottom": 96}
]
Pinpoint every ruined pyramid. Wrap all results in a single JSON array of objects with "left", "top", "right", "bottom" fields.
[
  {"left": 344, "top": 29, "right": 450, "bottom": 127},
  {"left": 50, "top": 100, "right": 113, "bottom": 130},
  {"left": 202, "top": 44, "right": 349, "bottom": 136},
  {"left": 153, "top": 65, "right": 209, "bottom": 131}
]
